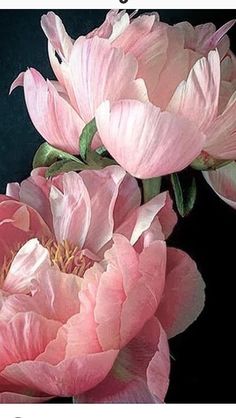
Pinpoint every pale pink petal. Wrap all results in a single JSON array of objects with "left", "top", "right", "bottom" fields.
[
  {"left": 158, "top": 192, "right": 178, "bottom": 239},
  {"left": 87, "top": 9, "right": 130, "bottom": 42},
  {"left": 204, "top": 91, "right": 236, "bottom": 159},
  {"left": 113, "top": 15, "right": 168, "bottom": 104},
  {"left": 75, "top": 317, "right": 170, "bottom": 403},
  {"left": 80, "top": 166, "right": 126, "bottom": 253},
  {"left": 68, "top": 36, "right": 140, "bottom": 122},
  {"left": 95, "top": 235, "right": 166, "bottom": 350},
  {"left": 2, "top": 350, "right": 118, "bottom": 397},
  {"left": 11, "top": 68, "right": 85, "bottom": 154},
  {"left": 0, "top": 311, "right": 60, "bottom": 372},
  {"left": 1, "top": 268, "right": 81, "bottom": 325},
  {"left": 116, "top": 192, "right": 168, "bottom": 245},
  {"left": 41, "top": 12, "right": 73, "bottom": 62},
  {"left": 203, "top": 162, "right": 236, "bottom": 209},
  {"left": 113, "top": 173, "right": 141, "bottom": 230},
  {"left": 95, "top": 100, "right": 206, "bottom": 179},
  {"left": 157, "top": 248, "right": 205, "bottom": 339},
  {"left": 6, "top": 182, "right": 20, "bottom": 200},
  {"left": 3, "top": 239, "right": 51, "bottom": 294},
  {"left": 167, "top": 50, "right": 221, "bottom": 132},
  {"left": 50, "top": 172, "right": 91, "bottom": 247},
  {"left": 200, "top": 20, "right": 235, "bottom": 56}
]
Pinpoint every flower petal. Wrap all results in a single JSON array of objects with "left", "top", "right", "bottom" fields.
[
  {"left": 74, "top": 317, "right": 170, "bottom": 403},
  {"left": 1, "top": 351, "right": 118, "bottom": 397},
  {"left": 204, "top": 91, "right": 236, "bottom": 159},
  {"left": 167, "top": 50, "right": 221, "bottom": 132},
  {"left": 157, "top": 248, "right": 205, "bottom": 338},
  {"left": 41, "top": 11, "right": 73, "bottom": 61},
  {"left": 10, "top": 68, "right": 85, "bottom": 154},
  {"left": 68, "top": 36, "right": 142, "bottom": 121},
  {"left": 3, "top": 239, "right": 51, "bottom": 294},
  {"left": 203, "top": 162, "right": 236, "bottom": 209},
  {"left": 95, "top": 100, "right": 206, "bottom": 179},
  {"left": 80, "top": 166, "right": 126, "bottom": 253},
  {"left": 50, "top": 172, "right": 91, "bottom": 247}
]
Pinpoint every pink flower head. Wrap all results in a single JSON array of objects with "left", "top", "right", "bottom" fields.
[
  {"left": 10, "top": 11, "right": 236, "bottom": 178},
  {"left": 0, "top": 166, "right": 205, "bottom": 402}
]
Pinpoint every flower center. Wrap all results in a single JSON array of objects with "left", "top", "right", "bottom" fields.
[
  {"left": 41, "top": 238, "right": 93, "bottom": 276},
  {"left": 0, "top": 239, "right": 93, "bottom": 287}
]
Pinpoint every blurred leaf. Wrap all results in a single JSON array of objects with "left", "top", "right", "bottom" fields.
[
  {"left": 79, "top": 118, "right": 97, "bottom": 162},
  {"left": 46, "top": 159, "right": 87, "bottom": 178},
  {"left": 142, "top": 177, "right": 162, "bottom": 203},
  {"left": 33, "top": 142, "right": 80, "bottom": 169},
  {"left": 171, "top": 173, "right": 197, "bottom": 217}
]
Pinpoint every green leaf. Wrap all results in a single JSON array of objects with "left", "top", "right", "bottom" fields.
[
  {"left": 170, "top": 173, "right": 197, "bottom": 217},
  {"left": 79, "top": 118, "right": 97, "bottom": 162},
  {"left": 33, "top": 142, "right": 81, "bottom": 169},
  {"left": 170, "top": 173, "right": 184, "bottom": 217},
  {"left": 46, "top": 159, "right": 87, "bottom": 178},
  {"left": 142, "top": 177, "right": 162, "bottom": 203}
]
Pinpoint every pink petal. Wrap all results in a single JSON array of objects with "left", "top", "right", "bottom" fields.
[
  {"left": 167, "top": 50, "right": 221, "bottom": 132},
  {"left": 203, "top": 162, "right": 236, "bottom": 209},
  {"left": 50, "top": 172, "right": 91, "bottom": 247},
  {"left": 3, "top": 239, "right": 51, "bottom": 294},
  {"left": 113, "top": 15, "right": 168, "bottom": 104},
  {"left": 80, "top": 166, "right": 126, "bottom": 253},
  {"left": 6, "top": 182, "right": 20, "bottom": 200},
  {"left": 74, "top": 317, "right": 170, "bottom": 403},
  {"left": 0, "top": 392, "right": 52, "bottom": 403},
  {"left": 204, "top": 92, "right": 236, "bottom": 159},
  {"left": 0, "top": 311, "right": 60, "bottom": 372},
  {"left": 1, "top": 267, "right": 82, "bottom": 324},
  {"left": 157, "top": 248, "right": 205, "bottom": 338},
  {"left": 1, "top": 350, "right": 118, "bottom": 397},
  {"left": 87, "top": 9, "right": 130, "bottom": 42},
  {"left": 11, "top": 68, "right": 85, "bottom": 154},
  {"left": 200, "top": 20, "right": 235, "bottom": 56},
  {"left": 113, "top": 173, "right": 141, "bottom": 230},
  {"left": 41, "top": 12, "right": 73, "bottom": 62},
  {"left": 95, "top": 235, "right": 166, "bottom": 350},
  {"left": 95, "top": 100, "right": 206, "bottom": 179},
  {"left": 68, "top": 36, "right": 142, "bottom": 121}
]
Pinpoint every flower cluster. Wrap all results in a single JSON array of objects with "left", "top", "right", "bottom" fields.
[{"left": 0, "top": 9, "right": 235, "bottom": 403}]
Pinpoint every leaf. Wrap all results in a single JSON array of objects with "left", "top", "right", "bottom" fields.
[
  {"left": 171, "top": 173, "right": 197, "bottom": 217},
  {"left": 142, "top": 177, "right": 162, "bottom": 203},
  {"left": 33, "top": 142, "right": 81, "bottom": 169},
  {"left": 46, "top": 159, "right": 87, "bottom": 178},
  {"left": 79, "top": 118, "right": 97, "bottom": 162}
]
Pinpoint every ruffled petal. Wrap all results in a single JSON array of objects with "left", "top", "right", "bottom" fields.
[
  {"left": 10, "top": 68, "right": 85, "bottom": 154},
  {"left": 95, "top": 100, "right": 206, "bottom": 179},
  {"left": 41, "top": 11, "right": 73, "bottom": 61},
  {"left": 204, "top": 91, "right": 236, "bottom": 159},
  {"left": 74, "top": 317, "right": 170, "bottom": 403},
  {"left": 203, "top": 162, "right": 236, "bottom": 209},
  {"left": 68, "top": 36, "right": 145, "bottom": 121},
  {"left": 50, "top": 172, "right": 91, "bottom": 247},
  {"left": 167, "top": 50, "right": 221, "bottom": 132},
  {"left": 3, "top": 239, "right": 51, "bottom": 294},
  {"left": 157, "top": 248, "right": 205, "bottom": 338}
]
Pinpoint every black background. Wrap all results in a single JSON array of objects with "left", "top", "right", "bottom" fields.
[{"left": 0, "top": 9, "right": 236, "bottom": 403}]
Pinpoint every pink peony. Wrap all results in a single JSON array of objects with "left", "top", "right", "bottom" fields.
[
  {"left": 10, "top": 10, "right": 236, "bottom": 178},
  {"left": 0, "top": 166, "right": 205, "bottom": 403}
]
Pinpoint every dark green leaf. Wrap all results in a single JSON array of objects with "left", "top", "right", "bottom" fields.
[
  {"left": 46, "top": 159, "right": 87, "bottom": 178},
  {"left": 79, "top": 118, "right": 97, "bottom": 162},
  {"left": 170, "top": 173, "right": 197, "bottom": 217},
  {"left": 142, "top": 177, "right": 162, "bottom": 203},
  {"left": 171, "top": 173, "right": 184, "bottom": 217},
  {"left": 33, "top": 142, "right": 81, "bottom": 169}
]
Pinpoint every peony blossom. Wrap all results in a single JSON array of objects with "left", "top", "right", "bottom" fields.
[
  {"left": 0, "top": 166, "right": 205, "bottom": 403},
  {"left": 10, "top": 10, "right": 235, "bottom": 178},
  {"left": 203, "top": 162, "right": 236, "bottom": 209}
]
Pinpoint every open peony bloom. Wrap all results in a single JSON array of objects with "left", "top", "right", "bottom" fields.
[
  {"left": 0, "top": 166, "right": 205, "bottom": 403},
  {"left": 10, "top": 10, "right": 236, "bottom": 179},
  {"left": 203, "top": 162, "right": 236, "bottom": 209}
]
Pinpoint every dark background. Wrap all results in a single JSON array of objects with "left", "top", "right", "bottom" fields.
[{"left": 0, "top": 9, "right": 235, "bottom": 403}]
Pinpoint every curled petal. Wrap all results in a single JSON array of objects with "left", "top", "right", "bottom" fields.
[
  {"left": 203, "top": 162, "right": 236, "bottom": 209},
  {"left": 167, "top": 50, "right": 221, "bottom": 132},
  {"left": 157, "top": 248, "right": 205, "bottom": 338},
  {"left": 95, "top": 100, "right": 206, "bottom": 179},
  {"left": 41, "top": 11, "right": 73, "bottom": 61}
]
